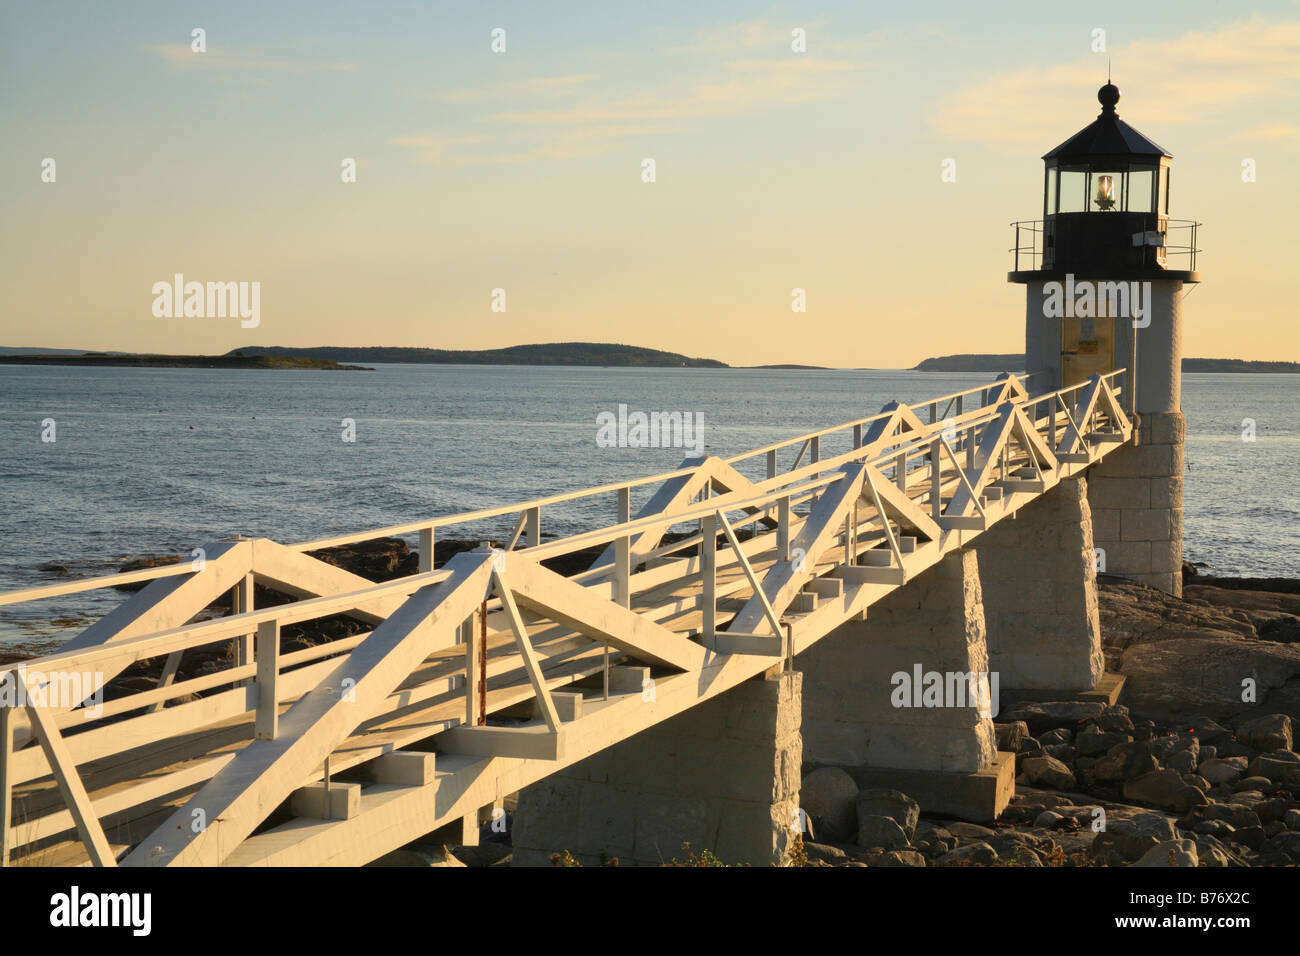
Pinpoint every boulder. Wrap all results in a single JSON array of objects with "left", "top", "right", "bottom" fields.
[
  {"left": 450, "top": 843, "right": 513, "bottom": 867},
  {"left": 1132, "top": 838, "right": 1198, "bottom": 867},
  {"left": 801, "top": 767, "right": 859, "bottom": 841},
  {"left": 1235, "top": 714, "right": 1293, "bottom": 753},
  {"left": 947, "top": 821, "right": 996, "bottom": 841},
  {"left": 1092, "top": 741, "right": 1159, "bottom": 782},
  {"left": 1119, "top": 636, "right": 1300, "bottom": 722},
  {"left": 1262, "top": 830, "right": 1300, "bottom": 862},
  {"left": 1000, "top": 701, "right": 1105, "bottom": 733},
  {"left": 994, "top": 721, "right": 1030, "bottom": 752},
  {"left": 1246, "top": 752, "right": 1300, "bottom": 782},
  {"left": 1197, "top": 756, "right": 1248, "bottom": 785},
  {"left": 1254, "top": 797, "right": 1297, "bottom": 826},
  {"left": 1183, "top": 716, "right": 1235, "bottom": 746},
  {"left": 857, "top": 814, "right": 910, "bottom": 851},
  {"left": 1043, "top": 744, "right": 1076, "bottom": 764},
  {"left": 802, "top": 842, "right": 848, "bottom": 865},
  {"left": 1039, "top": 727, "right": 1074, "bottom": 747},
  {"left": 936, "top": 842, "right": 999, "bottom": 866},
  {"left": 1076, "top": 730, "right": 1132, "bottom": 757},
  {"left": 1122, "top": 770, "right": 1206, "bottom": 812},
  {"left": 1192, "top": 839, "right": 1234, "bottom": 867},
  {"left": 987, "top": 830, "right": 1056, "bottom": 859},
  {"left": 913, "top": 821, "right": 958, "bottom": 853},
  {"left": 1228, "top": 826, "right": 1265, "bottom": 850},
  {"left": 875, "top": 849, "right": 926, "bottom": 867},
  {"left": 1034, "top": 810, "right": 1065, "bottom": 828},
  {"left": 1022, "top": 755, "right": 1076, "bottom": 790},
  {"left": 1193, "top": 819, "right": 1236, "bottom": 839},
  {"left": 1090, "top": 810, "right": 1176, "bottom": 863},
  {"left": 856, "top": 789, "right": 919, "bottom": 840},
  {"left": 1150, "top": 733, "right": 1198, "bottom": 762},
  {"left": 1091, "top": 710, "right": 1136, "bottom": 733}
]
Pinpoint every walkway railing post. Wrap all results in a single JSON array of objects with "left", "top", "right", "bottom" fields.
[
  {"left": 235, "top": 572, "right": 254, "bottom": 687},
  {"left": 478, "top": 604, "right": 488, "bottom": 724},
  {"left": 418, "top": 526, "right": 435, "bottom": 572},
  {"left": 700, "top": 513, "right": 716, "bottom": 641},
  {"left": 608, "top": 487, "right": 632, "bottom": 698},
  {"left": 0, "top": 699, "right": 11, "bottom": 868},
  {"left": 255, "top": 618, "right": 279, "bottom": 741},
  {"left": 777, "top": 495, "right": 791, "bottom": 562},
  {"left": 525, "top": 507, "right": 540, "bottom": 549},
  {"left": 930, "top": 438, "right": 942, "bottom": 522},
  {"left": 462, "top": 618, "right": 481, "bottom": 726}
]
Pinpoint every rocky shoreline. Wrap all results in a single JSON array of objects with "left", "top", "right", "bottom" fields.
[{"left": 791, "top": 566, "right": 1300, "bottom": 868}]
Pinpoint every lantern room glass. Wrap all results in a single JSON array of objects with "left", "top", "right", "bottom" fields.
[
  {"left": 1127, "top": 168, "right": 1154, "bottom": 214},
  {"left": 1057, "top": 167, "right": 1088, "bottom": 213},
  {"left": 1046, "top": 163, "right": 1163, "bottom": 215}
]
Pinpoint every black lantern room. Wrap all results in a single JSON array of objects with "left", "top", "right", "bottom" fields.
[{"left": 1009, "top": 84, "right": 1200, "bottom": 283}]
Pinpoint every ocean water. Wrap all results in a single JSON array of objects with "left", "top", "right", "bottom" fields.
[{"left": 0, "top": 364, "right": 1296, "bottom": 651}]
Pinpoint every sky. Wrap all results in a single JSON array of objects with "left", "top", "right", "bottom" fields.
[{"left": 1, "top": 1, "right": 1297, "bottom": 368}]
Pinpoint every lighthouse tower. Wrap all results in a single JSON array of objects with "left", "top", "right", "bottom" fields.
[{"left": 1009, "top": 83, "right": 1201, "bottom": 596}]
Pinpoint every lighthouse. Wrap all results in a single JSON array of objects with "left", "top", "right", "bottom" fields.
[{"left": 1009, "top": 82, "right": 1201, "bottom": 596}]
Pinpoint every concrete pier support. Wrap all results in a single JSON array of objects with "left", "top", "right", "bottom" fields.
[
  {"left": 1087, "top": 411, "right": 1185, "bottom": 597},
  {"left": 798, "top": 549, "right": 1011, "bottom": 822},
  {"left": 978, "top": 477, "right": 1105, "bottom": 694},
  {"left": 511, "top": 671, "right": 802, "bottom": 866}
]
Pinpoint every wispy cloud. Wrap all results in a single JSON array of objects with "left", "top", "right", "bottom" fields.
[
  {"left": 147, "top": 43, "right": 356, "bottom": 74},
  {"left": 932, "top": 17, "right": 1300, "bottom": 152},
  {"left": 1227, "top": 123, "right": 1300, "bottom": 142},
  {"left": 399, "top": 36, "right": 867, "bottom": 167},
  {"left": 668, "top": 15, "right": 822, "bottom": 55},
  {"left": 437, "top": 74, "right": 597, "bottom": 103}
]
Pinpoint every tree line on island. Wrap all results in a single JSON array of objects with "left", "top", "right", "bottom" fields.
[
  {"left": 225, "top": 343, "right": 727, "bottom": 368},
  {"left": 1, "top": 344, "right": 1293, "bottom": 372}
]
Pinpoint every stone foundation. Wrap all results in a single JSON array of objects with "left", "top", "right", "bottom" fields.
[
  {"left": 1088, "top": 411, "right": 1184, "bottom": 596},
  {"left": 978, "top": 476, "right": 1104, "bottom": 692},
  {"left": 798, "top": 549, "right": 1006, "bottom": 819},
  {"left": 511, "top": 671, "right": 802, "bottom": 867}
]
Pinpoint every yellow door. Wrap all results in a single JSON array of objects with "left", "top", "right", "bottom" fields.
[{"left": 1061, "top": 312, "right": 1115, "bottom": 389}]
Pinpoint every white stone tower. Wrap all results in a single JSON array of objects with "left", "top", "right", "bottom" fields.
[{"left": 1009, "top": 83, "right": 1201, "bottom": 596}]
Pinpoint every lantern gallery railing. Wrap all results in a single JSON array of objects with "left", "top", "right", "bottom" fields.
[
  {"left": 1009, "top": 218, "right": 1200, "bottom": 274},
  {"left": 0, "top": 370, "right": 1135, "bottom": 867}
]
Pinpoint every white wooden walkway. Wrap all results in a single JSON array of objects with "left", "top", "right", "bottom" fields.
[{"left": 0, "top": 370, "right": 1133, "bottom": 866}]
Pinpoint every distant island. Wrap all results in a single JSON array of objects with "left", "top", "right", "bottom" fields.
[
  {"left": 913, "top": 354, "right": 1300, "bottom": 373},
  {"left": 0, "top": 353, "right": 369, "bottom": 371},
  {"left": 227, "top": 342, "right": 728, "bottom": 368}
]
